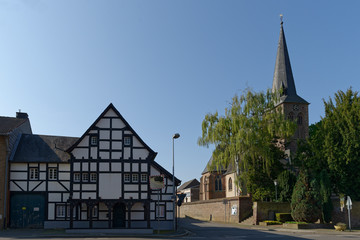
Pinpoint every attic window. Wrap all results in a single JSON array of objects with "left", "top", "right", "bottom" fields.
[
  {"left": 124, "top": 136, "right": 131, "bottom": 146},
  {"left": 90, "top": 136, "right": 98, "bottom": 146}
]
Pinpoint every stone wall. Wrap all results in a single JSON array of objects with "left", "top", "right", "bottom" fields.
[
  {"left": 253, "top": 202, "right": 291, "bottom": 225},
  {"left": 178, "top": 196, "right": 252, "bottom": 223}
]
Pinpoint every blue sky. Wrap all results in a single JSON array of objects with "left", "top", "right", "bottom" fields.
[{"left": 1, "top": 0, "right": 360, "bottom": 184}]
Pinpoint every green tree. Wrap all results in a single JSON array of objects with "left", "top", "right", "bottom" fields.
[
  {"left": 322, "top": 88, "right": 360, "bottom": 200},
  {"left": 277, "top": 170, "right": 297, "bottom": 202},
  {"left": 291, "top": 170, "right": 322, "bottom": 223},
  {"left": 198, "top": 89, "right": 296, "bottom": 198}
]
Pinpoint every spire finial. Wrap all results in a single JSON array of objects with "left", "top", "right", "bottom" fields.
[{"left": 280, "top": 14, "right": 283, "bottom": 25}]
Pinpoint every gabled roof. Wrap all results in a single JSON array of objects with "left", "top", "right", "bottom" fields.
[
  {"left": 66, "top": 103, "right": 156, "bottom": 159},
  {"left": 201, "top": 156, "right": 226, "bottom": 175},
  {"left": 10, "top": 134, "right": 78, "bottom": 163},
  {"left": 224, "top": 161, "right": 236, "bottom": 175},
  {"left": 177, "top": 178, "right": 200, "bottom": 191},
  {"left": 0, "top": 117, "right": 28, "bottom": 135},
  {"left": 272, "top": 21, "right": 309, "bottom": 105}
]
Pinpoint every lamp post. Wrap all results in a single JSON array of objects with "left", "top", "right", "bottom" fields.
[
  {"left": 172, "top": 133, "right": 180, "bottom": 231},
  {"left": 274, "top": 180, "right": 278, "bottom": 201}
]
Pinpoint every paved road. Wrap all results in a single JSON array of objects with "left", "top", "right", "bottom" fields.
[{"left": 179, "top": 217, "right": 360, "bottom": 240}]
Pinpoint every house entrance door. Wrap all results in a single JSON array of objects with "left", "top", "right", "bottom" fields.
[{"left": 112, "top": 203, "right": 126, "bottom": 228}]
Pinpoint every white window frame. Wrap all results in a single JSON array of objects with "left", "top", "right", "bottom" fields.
[
  {"left": 124, "top": 173, "right": 130, "bottom": 183},
  {"left": 74, "top": 173, "right": 80, "bottom": 182},
  {"left": 90, "top": 173, "right": 97, "bottom": 182},
  {"left": 141, "top": 174, "right": 147, "bottom": 182},
  {"left": 82, "top": 173, "right": 89, "bottom": 182},
  {"left": 48, "top": 168, "right": 57, "bottom": 180},
  {"left": 132, "top": 174, "right": 139, "bottom": 183},
  {"left": 56, "top": 205, "right": 66, "bottom": 218},
  {"left": 29, "top": 168, "right": 39, "bottom": 180}
]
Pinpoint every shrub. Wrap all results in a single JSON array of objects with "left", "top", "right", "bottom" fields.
[
  {"left": 276, "top": 213, "right": 293, "bottom": 223},
  {"left": 264, "top": 220, "right": 282, "bottom": 225},
  {"left": 291, "top": 170, "right": 322, "bottom": 223}
]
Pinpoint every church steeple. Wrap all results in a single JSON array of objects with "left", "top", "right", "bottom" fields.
[{"left": 272, "top": 18, "right": 308, "bottom": 105}]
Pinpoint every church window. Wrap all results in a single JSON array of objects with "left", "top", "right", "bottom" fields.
[
  {"left": 297, "top": 113, "right": 303, "bottom": 125},
  {"left": 215, "top": 176, "right": 222, "bottom": 191},
  {"left": 228, "top": 178, "right": 233, "bottom": 191},
  {"left": 288, "top": 112, "right": 294, "bottom": 121}
]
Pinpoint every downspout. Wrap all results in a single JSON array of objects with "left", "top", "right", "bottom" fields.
[{"left": 3, "top": 137, "right": 9, "bottom": 229}]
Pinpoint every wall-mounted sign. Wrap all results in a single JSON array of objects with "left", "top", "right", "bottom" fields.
[
  {"left": 150, "top": 175, "right": 164, "bottom": 190},
  {"left": 231, "top": 205, "right": 237, "bottom": 215},
  {"left": 33, "top": 207, "right": 40, "bottom": 212}
]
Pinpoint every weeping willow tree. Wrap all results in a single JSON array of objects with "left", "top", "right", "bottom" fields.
[{"left": 198, "top": 89, "right": 296, "bottom": 200}]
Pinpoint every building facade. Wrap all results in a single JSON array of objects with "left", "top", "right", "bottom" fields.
[{"left": 8, "top": 104, "right": 180, "bottom": 230}]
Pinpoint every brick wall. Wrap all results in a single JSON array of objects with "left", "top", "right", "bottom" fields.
[
  {"left": 253, "top": 202, "right": 291, "bottom": 225},
  {"left": 178, "top": 196, "right": 252, "bottom": 223}
]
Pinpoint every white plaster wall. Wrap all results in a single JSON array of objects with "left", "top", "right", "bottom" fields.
[
  {"left": 48, "top": 193, "right": 62, "bottom": 202},
  {"left": 32, "top": 182, "right": 46, "bottom": 191},
  {"left": 124, "top": 163, "right": 130, "bottom": 172},
  {"left": 59, "top": 172, "right": 70, "bottom": 180},
  {"left": 28, "top": 181, "right": 41, "bottom": 191},
  {"left": 10, "top": 172, "right": 26, "bottom": 180},
  {"left": 40, "top": 164, "right": 46, "bottom": 171},
  {"left": 72, "top": 148, "right": 89, "bottom": 159},
  {"left": 73, "top": 184, "right": 80, "bottom": 190},
  {"left": 111, "top": 141, "right": 122, "bottom": 150},
  {"left": 82, "top": 184, "right": 96, "bottom": 191},
  {"left": 132, "top": 163, "right": 139, "bottom": 171},
  {"left": 112, "top": 131, "right": 122, "bottom": 140},
  {"left": 82, "top": 192, "right": 96, "bottom": 199},
  {"left": 124, "top": 193, "right": 138, "bottom": 199},
  {"left": 48, "top": 182, "right": 66, "bottom": 192},
  {"left": 96, "top": 118, "right": 110, "bottom": 128},
  {"left": 131, "top": 212, "right": 144, "bottom": 220},
  {"left": 141, "top": 193, "right": 147, "bottom": 199},
  {"left": 132, "top": 137, "right": 143, "bottom": 147},
  {"left": 90, "top": 147, "right": 97, "bottom": 159},
  {"left": 10, "top": 163, "right": 27, "bottom": 171},
  {"left": 100, "top": 141, "right": 110, "bottom": 150},
  {"left": 141, "top": 163, "right": 147, "bottom": 172},
  {"left": 111, "top": 162, "right": 121, "bottom": 171},
  {"left": 166, "top": 202, "right": 172, "bottom": 210},
  {"left": 100, "top": 130, "right": 110, "bottom": 139},
  {"left": 104, "top": 109, "right": 117, "bottom": 117},
  {"left": 124, "top": 147, "right": 131, "bottom": 159},
  {"left": 59, "top": 164, "right": 70, "bottom": 171},
  {"left": 77, "top": 136, "right": 89, "bottom": 147},
  {"left": 141, "top": 185, "right": 147, "bottom": 191},
  {"left": 133, "top": 149, "right": 149, "bottom": 160},
  {"left": 99, "top": 151, "right": 110, "bottom": 159},
  {"left": 73, "top": 192, "right": 80, "bottom": 199},
  {"left": 166, "top": 212, "right": 173, "bottom": 220},
  {"left": 111, "top": 152, "right": 121, "bottom": 159},
  {"left": 40, "top": 172, "right": 46, "bottom": 180},
  {"left": 73, "top": 162, "right": 80, "bottom": 171},
  {"left": 90, "top": 162, "right": 97, "bottom": 171},
  {"left": 99, "top": 174, "right": 122, "bottom": 199},
  {"left": 82, "top": 162, "right": 89, "bottom": 171},
  {"left": 124, "top": 131, "right": 132, "bottom": 135},
  {"left": 99, "top": 163, "right": 109, "bottom": 171},
  {"left": 9, "top": 182, "right": 22, "bottom": 191},
  {"left": 150, "top": 166, "right": 160, "bottom": 176},
  {"left": 48, "top": 203, "right": 55, "bottom": 220},
  {"left": 124, "top": 185, "right": 138, "bottom": 191},
  {"left": 63, "top": 193, "right": 70, "bottom": 202},
  {"left": 112, "top": 118, "right": 125, "bottom": 128}
]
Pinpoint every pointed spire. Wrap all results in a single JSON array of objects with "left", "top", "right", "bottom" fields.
[{"left": 272, "top": 16, "right": 308, "bottom": 104}]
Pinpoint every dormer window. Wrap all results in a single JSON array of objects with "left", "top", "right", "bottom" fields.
[
  {"left": 90, "top": 136, "right": 98, "bottom": 146},
  {"left": 124, "top": 136, "right": 131, "bottom": 146}
]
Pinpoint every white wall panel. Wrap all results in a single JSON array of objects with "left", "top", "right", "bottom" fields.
[
  {"left": 28, "top": 181, "right": 41, "bottom": 191},
  {"left": 100, "top": 141, "right": 110, "bottom": 150},
  {"left": 132, "top": 163, "right": 139, "bottom": 172},
  {"left": 29, "top": 163, "right": 37, "bottom": 167},
  {"left": 124, "top": 148, "right": 131, "bottom": 159},
  {"left": 124, "top": 163, "right": 130, "bottom": 172},
  {"left": 82, "top": 184, "right": 96, "bottom": 191},
  {"left": 48, "top": 182, "right": 65, "bottom": 191},
  {"left": 78, "top": 136, "right": 89, "bottom": 147},
  {"left": 49, "top": 163, "right": 57, "bottom": 168},
  {"left": 124, "top": 193, "right": 138, "bottom": 199},
  {"left": 10, "top": 172, "right": 26, "bottom": 180},
  {"left": 166, "top": 212, "right": 173, "bottom": 220},
  {"left": 40, "top": 164, "right": 46, "bottom": 171},
  {"left": 33, "top": 182, "right": 46, "bottom": 191},
  {"left": 150, "top": 212, "right": 155, "bottom": 220},
  {"left": 63, "top": 193, "right": 70, "bottom": 202},
  {"left": 104, "top": 109, "right": 117, "bottom": 117},
  {"left": 9, "top": 181, "right": 21, "bottom": 191},
  {"left": 124, "top": 185, "right": 138, "bottom": 191},
  {"left": 150, "top": 166, "right": 160, "bottom": 176},
  {"left": 48, "top": 193, "right": 62, "bottom": 202},
  {"left": 59, "top": 164, "right": 70, "bottom": 171},
  {"left": 82, "top": 192, "right": 96, "bottom": 199},
  {"left": 99, "top": 174, "right": 122, "bottom": 199},
  {"left": 141, "top": 185, "right": 147, "bottom": 191},
  {"left": 132, "top": 137, "right": 143, "bottom": 147},
  {"left": 141, "top": 193, "right": 147, "bottom": 199},
  {"left": 90, "top": 147, "right": 97, "bottom": 159},
  {"left": 112, "top": 118, "right": 125, "bottom": 128},
  {"left": 99, "top": 163, "right": 109, "bottom": 171},
  {"left": 162, "top": 195, "right": 172, "bottom": 201},
  {"left": 124, "top": 131, "right": 132, "bottom": 134},
  {"left": 141, "top": 163, "right": 147, "bottom": 172},
  {"left": 111, "top": 162, "right": 121, "bottom": 171},
  {"left": 73, "top": 192, "right": 80, "bottom": 199},
  {"left": 10, "top": 163, "right": 27, "bottom": 171},
  {"left": 74, "top": 162, "right": 80, "bottom": 171},
  {"left": 59, "top": 172, "right": 70, "bottom": 180},
  {"left": 90, "top": 162, "right": 97, "bottom": 171},
  {"left": 40, "top": 172, "right": 46, "bottom": 180},
  {"left": 112, "top": 131, "right": 122, "bottom": 140},
  {"left": 99, "top": 151, "right": 110, "bottom": 159},
  {"left": 133, "top": 149, "right": 149, "bottom": 160},
  {"left": 82, "top": 162, "right": 89, "bottom": 171},
  {"left": 96, "top": 118, "right": 110, "bottom": 128},
  {"left": 72, "top": 148, "right": 89, "bottom": 159},
  {"left": 111, "top": 141, "right": 122, "bottom": 150},
  {"left": 15, "top": 181, "right": 27, "bottom": 191},
  {"left": 131, "top": 212, "right": 144, "bottom": 220},
  {"left": 48, "top": 203, "right": 55, "bottom": 220},
  {"left": 73, "top": 184, "right": 80, "bottom": 191},
  {"left": 166, "top": 202, "right": 173, "bottom": 210},
  {"left": 100, "top": 130, "right": 110, "bottom": 139},
  {"left": 99, "top": 212, "right": 108, "bottom": 220},
  {"left": 111, "top": 152, "right": 121, "bottom": 159}
]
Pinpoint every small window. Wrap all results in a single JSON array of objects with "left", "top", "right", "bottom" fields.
[
  {"left": 74, "top": 173, "right": 80, "bottom": 182},
  {"left": 90, "top": 136, "right": 98, "bottom": 146},
  {"left": 297, "top": 113, "right": 303, "bottom": 125},
  {"left": 49, "top": 168, "right": 57, "bottom": 180},
  {"left": 90, "top": 173, "right": 97, "bottom": 182},
  {"left": 124, "top": 136, "right": 131, "bottom": 146},
  {"left": 82, "top": 173, "right": 89, "bottom": 182},
  {"left": 228, "top": 178, "right": 233, "bottom": 191},
  {"left": 156, "top": 205, "right": 165, "bottom": 218},
  {"left": 124, "top": 173, "right": 130, "bottom": 183},
  {"left": 132, "top": 174, "right": 139, "bottom": 182},
  {"left": 141, "top": 174, "right": 147, "bottom": 182},
  {"left": 56, "top": 205, "right": 66, "bottom": 218},
  {"left": 29, "top": 168, "right": 39, "bottom": 180}
]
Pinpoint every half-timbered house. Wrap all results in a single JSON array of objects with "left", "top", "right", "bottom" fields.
[{"left": 8, "top": 104, "right": 180, "bottom": 230}]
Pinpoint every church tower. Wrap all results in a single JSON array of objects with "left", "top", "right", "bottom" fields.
[{"left": 272, "top": 18, "right": 309, "bottom": 155}]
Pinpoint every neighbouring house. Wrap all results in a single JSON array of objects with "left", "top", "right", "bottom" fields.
[
  {"left": 0, "top": 112, "right": 32, "bottom": 229},
  {"left": 177, "top": 178, "right": 200, "bottom": 203},
  {"left": 8, "top": 103, "right": 180, "bottom": 230}
]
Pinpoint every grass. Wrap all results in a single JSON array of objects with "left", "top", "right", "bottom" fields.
[{"left": 263, "top": 220, "right": 282, "bottom": 225}]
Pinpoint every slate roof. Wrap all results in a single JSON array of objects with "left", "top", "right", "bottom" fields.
[
  {"left": 177, "top": 178, "right": 200, "bottom": 192},
  {"left": 272, "top": 21, "right": 309, "bottom": 105},
  {"left": 224, "top": 161, "right": 236, "bottom": 175},
  {"left": 0, "top": 117, "right": 28, "bottom": 135},
  {"left": 202, "top": 156, "right": 226, "bottom": 175},
  {"left": 10, "top": 134, "right": 78, "bottom": 163}
]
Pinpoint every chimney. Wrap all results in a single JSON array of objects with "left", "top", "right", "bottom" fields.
[{"left": 16, "top": 111, "right": 28, "bottom": 119}]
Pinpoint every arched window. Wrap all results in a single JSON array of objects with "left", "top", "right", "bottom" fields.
[
  {"left": 288, "top": 112, "right": 294, "bottom": 121},
  {"left": 228, "top": 178, "right": 233, "bottom": 191},
  {"left": 297, "top": 113, "right": 303, "bottom": 125},
  {"left": 215, "top": 176, "right": 222, "bottom": 191}
]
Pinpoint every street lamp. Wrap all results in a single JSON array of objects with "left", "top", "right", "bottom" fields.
[
  {"left": 172, "top": 133, "right": 180, "bottom": 231},
  {"left": 274, "top": 180, "right": 278, "bottom": 201}
]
